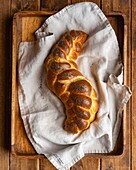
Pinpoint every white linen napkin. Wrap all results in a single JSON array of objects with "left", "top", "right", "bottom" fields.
[{"left": 18, "top": 2, "right": 132, "bottom": 170}]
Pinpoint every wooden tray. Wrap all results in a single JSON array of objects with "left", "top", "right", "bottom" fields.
[{"left": 11, "top": 11, "right": 128, "bottom": 158}]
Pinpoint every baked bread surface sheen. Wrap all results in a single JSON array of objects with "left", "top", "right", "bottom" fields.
[{"left": 44, "top": 30, "right": 99, "bottom": 134}]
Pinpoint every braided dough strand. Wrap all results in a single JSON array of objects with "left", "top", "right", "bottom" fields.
[{"left": 44, "top": 30, "right": 99, "bottom": 134}]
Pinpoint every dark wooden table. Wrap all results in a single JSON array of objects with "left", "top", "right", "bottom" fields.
[{"left": 0, "top": 0, "right": 135, "bottom": 169}]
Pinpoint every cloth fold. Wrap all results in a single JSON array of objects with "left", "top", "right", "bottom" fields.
[{"left": 18, "top": 2, "right": 131, "bottom": 170}]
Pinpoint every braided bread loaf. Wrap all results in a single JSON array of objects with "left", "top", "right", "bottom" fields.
[{"left": 44, "top": 30, "right": 99, "bottom": 134}]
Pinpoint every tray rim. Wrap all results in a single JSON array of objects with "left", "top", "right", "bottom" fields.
[{"left": 11, "top": 11, "right": 128, "bottom": 159}]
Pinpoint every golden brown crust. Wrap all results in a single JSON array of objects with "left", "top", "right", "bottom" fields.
[{"left": 44, "top": 30, "right": 99, "bottom": 134}]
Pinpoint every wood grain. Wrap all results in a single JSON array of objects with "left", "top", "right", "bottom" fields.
[
  {"left": 40, "top": 158, "right": 59, "bottom": 170},
  {"left": 70, "top": 156, "right": 100, "bottom": 170},
  {"left": 101, "top": 0, "right": 111, "bottom": 13},
  {"left": 101, "top": 157, "right": 130, "bottom": 170},
  {"left": 0, "top": 0, "right": 11, "bottom": 169},
  {"left": 102, "top": 0, "right": 130, "bottom": 15},
  {"left": 132, "top": 0, "right": 136, "bottom": 169},
  {"left": 41, "top": 0, "right": 69, "bottom": 11},
  {"left": 10, "top": 155, "right": 39, "bottom": 170},
  {"left": 72, "top": 0, "right": 100, "bottom": 6},
  {"left": 21, "top": 16, "right": 47, "bottom": 42},
  {"left": 10, "top": 1, "right": 40, "bottom": 170},
  {"left": 11, "top": 0, "right": 40, "bottom": 15},
  {"left": 101, "top": 0, "right": 132, "bottom": 169}
]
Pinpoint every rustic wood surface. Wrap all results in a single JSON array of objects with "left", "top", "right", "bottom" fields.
[{"left": 0, "top": 0, "right": 134, "bottom": 169}]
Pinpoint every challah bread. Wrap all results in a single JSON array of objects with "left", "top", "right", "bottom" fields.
[{"left": 44, "top": 30, "right": 99, "bottom": 134}]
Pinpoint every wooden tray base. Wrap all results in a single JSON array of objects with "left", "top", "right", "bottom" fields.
[{"left": 11, "top": 11, "right": 127, "bottom": 158}]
